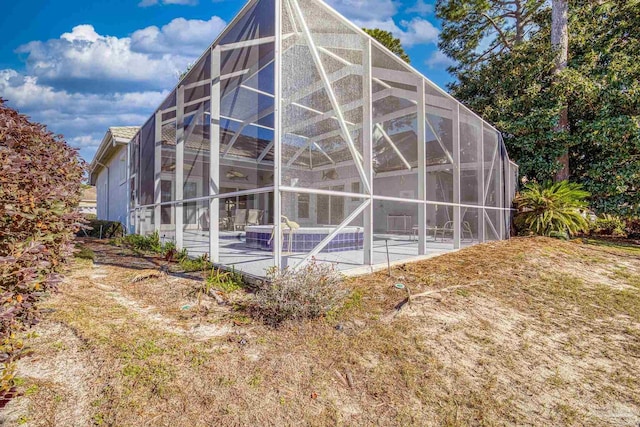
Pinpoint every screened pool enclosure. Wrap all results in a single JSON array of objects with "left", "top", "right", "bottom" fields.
[{"left": 128, "top": 0, "right": 518, "bottom": 277}]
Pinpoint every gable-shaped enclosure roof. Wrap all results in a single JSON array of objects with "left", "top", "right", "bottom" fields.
[{"left": 128, "top": 0, "right": 518, "bottom": 277}]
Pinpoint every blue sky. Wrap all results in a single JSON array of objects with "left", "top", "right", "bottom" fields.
[{"left": 0, "top": 0, "right": 455, "bottom": 161}]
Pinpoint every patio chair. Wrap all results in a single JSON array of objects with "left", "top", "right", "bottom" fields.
[
  {"left": 462, "top": 221, "right": 474, "bottom": 241},
  {"left": 435, "top": 221, "right": 474, "bottom": 242},
  {"left": 435, "top": 221, "right": 454, "bottom": 241},
  {"left": 246, "top": 209, "right": 263, "bottom": 226},
  {"left": 233, "top": 209, "right": 247, "bottom": 231}
]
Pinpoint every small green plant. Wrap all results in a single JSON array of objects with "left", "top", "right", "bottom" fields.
[
  {"left": 162, "top": 241, "right": 177, "bottom": 259},
  {"left": 514, "top": 180, "right": 590, "bottom": 239},
  {"left": 207, "top": 267, "right": 244, "bottom": 293},
  {"left": 590, "top": 214, "right": 627, "bottom": 237},
  {"left": 73, "top": 244, "right": 95, "bottom": 261},
  {"left": 176, "top": 247, "right": 188, "bottom": 262},
  {"left": 112, "top": 231, "right": 164, "bottom": 254},
  {"left": 179, "top": 253, "right": 212, "bottom": 273},
  {"left": 251, "top": 261, "right": 346, "bottom": 326}
]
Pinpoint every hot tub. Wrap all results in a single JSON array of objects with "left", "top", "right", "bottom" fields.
[{"left": 245, "top": 225, "right": 364, "bottom": 252}]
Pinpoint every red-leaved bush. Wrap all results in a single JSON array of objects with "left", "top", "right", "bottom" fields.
[{"left": 0, "top": 98, "right": 85, "bottom": 404}]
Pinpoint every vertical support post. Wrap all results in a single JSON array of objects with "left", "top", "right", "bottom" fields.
[
  {"left": 175, "top": 85, "right": 185, "bottom": 250},
  {"left": 154, "top": 111, "right": 162, "bottom": 234},
  {"left": 498, "top": 140, "right": 506, "bottom": 239},
  {"left": 478, "top": 123, "right": 485, "bottom": 243},
  {"left": 453, "top": 103, "right": 461, "bottom": 249},
  {"left": 273, "top": 0, "right": 283, "bottom": 268},
  {"left": 504, "top": 157, "right": 513, "bottom": 239},
  {"left": 209, "top": 46, "right": 221, "bottom": 262},
  {"left": 125, "top": 138, "right": 131, "bottom": 234},
  {"left": 362, "top": 38, "right": 374, "bottom": 265},
  {"left": 134, "top": 208, "right": 140, "bottom": 234},
  {"left": 417, "top": 78, "right": 426, "bottom": 255}
]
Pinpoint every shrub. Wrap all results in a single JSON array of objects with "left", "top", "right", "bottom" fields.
[
  {"left": 590, "top": 214, "right": 627, "bottom": 237},
  {"left": 625, "top": 217, "right": 640, "bottom": 239},
  {"left": 251, "top": 261, "right": 346, "bottom": 326},
  {"left": 514, "top": 180, "right": 590, "bottom": 239},
  {"left": 0, "top": 99, "right": 85, "bottom": 402}
]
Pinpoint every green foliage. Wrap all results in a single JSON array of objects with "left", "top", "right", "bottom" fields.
[
  {"left": 74, "top": 244, "right": 95, "bottom": 261},
  {"left": 515, "top": 180, "right": 590, "bottom": 238},
  {"left": 179, "top": 254, "right": 212, "bottom": 273},
  {"left": 590, "top": 214, "right": 627, "bottom": 237},
  {"left": 206, "top": 267, "right": 244, "bottom": 293},
  {"left": 436, "top": 0, "right": 546, "bottom": 71},
  {"left": 112, "top": 233, "right": 208, "bottom": 271},
  {"left": 116, "top": 231, "right": 163, "bottom": 254},
  {"left": 363, "top": 28, "right": 411, "bottom": 63},
  {"left": 178, "top": 62, "right": 194, "bottom": 81},
  {"left": 439, "top": 0, "right": 640, "bottom": 216},
  {"left": 251, "top": 261, "right": 346, "bottom": 326},
  {"left": 0, "top": 98, "right": 85, "bottom": 401}
]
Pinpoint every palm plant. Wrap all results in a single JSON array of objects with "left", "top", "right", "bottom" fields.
[{"left": 515, "top": 180, "right": 590, "bottom": 238}]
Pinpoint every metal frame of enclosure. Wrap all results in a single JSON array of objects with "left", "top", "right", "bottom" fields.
[{"left": 128, "top": 0, "right": 519, "bottom": 277}]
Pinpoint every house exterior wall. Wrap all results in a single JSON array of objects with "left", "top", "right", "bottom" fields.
[{"left": 96, "top": 145, "right": 129, "bottom": 225}]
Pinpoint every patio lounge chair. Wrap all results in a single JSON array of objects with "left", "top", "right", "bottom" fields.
[
  {"left": 233, "top": 209, "right": 247, "bottom": 231},
  {"left": 246, "top": 209, "right": 263, "bottom": 226}
]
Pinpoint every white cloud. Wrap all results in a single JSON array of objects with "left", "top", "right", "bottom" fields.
[
  {"left": 354, "top": 17, "right": 439, "bottom": 47},
  {"left": 5, "top": 15, "right": 230, "bottom": 161},
  {"left": 406, "top": 0, "right": 434, "bottom": 14},
  {"left": 0, "top": 69, "right": 166, "bottom": 159},
  {"left": 16, "top": 18, "right": 225, "bottom": 91},
  {"left": 131, "top": 16, "right": 226, "bottom": 55},
  {"left": 426, "top": 50, "right": 456, "bottom": 69},
  {"left": 325, "top": 0, "right": 438, "bottom": 48},
  {"left": 398, "top": 17, "right": 439, "bottom": 46},
  {"left": 325, "top": 0, "right": 398, "bottom": 21}
]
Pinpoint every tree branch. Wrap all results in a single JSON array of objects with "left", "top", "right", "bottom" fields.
[{"left": 481, "top": 12, "right": 513, "bottom": 50}]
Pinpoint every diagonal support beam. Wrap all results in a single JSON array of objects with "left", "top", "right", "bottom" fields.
[
  {"left": 219, "top": 36, "right": 276, "bottom": 52},
  {"left": 290, "top": 0, "right": 370, "bottom": 194},
  {"left": 483, "top": 140, "right": 499, "bottom": 203},
  {"left": 222, "top": 123, "right": 248, "bottom": 158},
  {"left": 257, "top": 140, "right": 274, "bottom": 162},
  {"left": 314, "top": 142, "right": 335, "bottom": 164},
  {"left": 374, "top": 124, "right": 412, "bottom": 171},
  {"left": 221, "top": 105, "right": 275, "bottom": 160},
  {"left": 294, "top": 198, "right": 371, "bottom": 268},
  {"left": 483, "top": 209, "right": 500, "bottom": 239},
  {"left": 425, "top": 115, "right": 455, "bottom": 165}
]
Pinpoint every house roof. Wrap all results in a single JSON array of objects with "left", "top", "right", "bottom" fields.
[
  {"left": 89, "top": 126, "right": 140, "bottom": 185},
  {"left": 109, "top": 126, "right": 140, "bottom": 142}
]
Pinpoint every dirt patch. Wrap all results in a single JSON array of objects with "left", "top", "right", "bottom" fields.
[
  {"left": 0, "top": 321, "right": 97, "bottom": 427},
  {"left": 1, "top": 237, "right": 639, "bottom": 426}
]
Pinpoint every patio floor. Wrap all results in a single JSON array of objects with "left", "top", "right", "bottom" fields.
[{"left": 168, "top": 229, "right": 468, "bottom": 277}]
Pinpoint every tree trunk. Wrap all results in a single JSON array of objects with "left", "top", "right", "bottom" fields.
[{"left": 552, "top": 0, "right": 570, "bottom": 181}]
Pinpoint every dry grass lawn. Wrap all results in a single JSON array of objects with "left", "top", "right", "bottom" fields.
[{"left": 1, "top": 237, "right": 639, "bottom": 426}]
